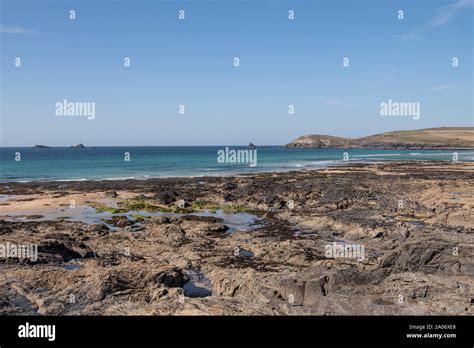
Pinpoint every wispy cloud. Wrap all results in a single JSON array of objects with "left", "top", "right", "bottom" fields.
[
  {"left": 430, "top": 85, "right": 457, "bottom": 92},
  {"left": 0, "top": 25, "right": 49, "bottom": 36},
  {"left": 396, "top": 0, "right": 474, "bottom": 41}
]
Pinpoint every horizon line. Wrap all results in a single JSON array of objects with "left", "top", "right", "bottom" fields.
[
  {"left": 1, "top": 126, "right": 473, "bottom": 148},
  {"left": 0, "top": 144, "right": 277, "bottom": 148}
]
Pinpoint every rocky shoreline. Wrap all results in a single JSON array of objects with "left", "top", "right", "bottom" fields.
[{"left": 0, "top": 161, "right": 473, "bottom": 315}]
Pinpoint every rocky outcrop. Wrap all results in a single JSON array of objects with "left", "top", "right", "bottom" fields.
[{"left": 0, "top": 161, "right": 472, "bottom": 315}]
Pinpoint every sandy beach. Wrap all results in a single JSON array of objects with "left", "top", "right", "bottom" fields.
[{"left": 0, "top": 161, "right": 473, "bottom": 315}]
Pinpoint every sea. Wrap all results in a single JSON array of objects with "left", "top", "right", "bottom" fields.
[{"left": 0, "top": 146, "right": 473, "bottom": 182}]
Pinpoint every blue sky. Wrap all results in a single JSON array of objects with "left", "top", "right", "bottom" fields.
[{"left": 1, "top": 0, "right": 473, "bottom": 146}]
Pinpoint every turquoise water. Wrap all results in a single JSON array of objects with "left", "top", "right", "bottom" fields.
[{"left": 0, "top": 146, "right": 473, "bottom": 182}]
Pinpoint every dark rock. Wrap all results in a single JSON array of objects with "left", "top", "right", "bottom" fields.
[
  {"left": 38, "top": 240, "right": 95, "bottom": 262},
  {"left": 223, "top": 182, "right": 237, "bottom": 191},
  {"left": 103, "top": 216, "right": 133, "bottom": 228},
  {"left": 100, "top": 271, "right": 131, "bottom": 298},
  {"left": 152, "top": 268, "right": 188, "bottom": 288},
  {"left": 223, "top": 193, "right": 235, "bottom": 202},
  {"left": 154, "top": 190, "right": 178, "bottom": 205},
  {"left": 208, "top": 223, "right": 229, "bottom": 234},
  {"left": 70, "top": 143, "right": 85, "bottom": 149},
  {"left": 181, "top": 215, "right": 223, "bottom": 223},
  {"left": 378, "top": 242, "right": 444, "bottom": 274},
  {"left": 336, "top": 200, "right": 350, "bottom": 210},
  {"left": 86, "top": 224, "right": 110, "bottom": 235},
  {"left": 0, "top": 221, "right": 14, "bottom": 234},
  {"left": 127, "top": 225, "right": 145, "bottom": 232}
]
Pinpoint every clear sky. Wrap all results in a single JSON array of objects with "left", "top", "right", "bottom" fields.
[{"left": 1, "top": 0, "right": 473, "bottom": 146}]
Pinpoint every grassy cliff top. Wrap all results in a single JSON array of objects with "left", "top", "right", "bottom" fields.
[{"left": 285, "top": 127, "right": 474, "bottom": 149}]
